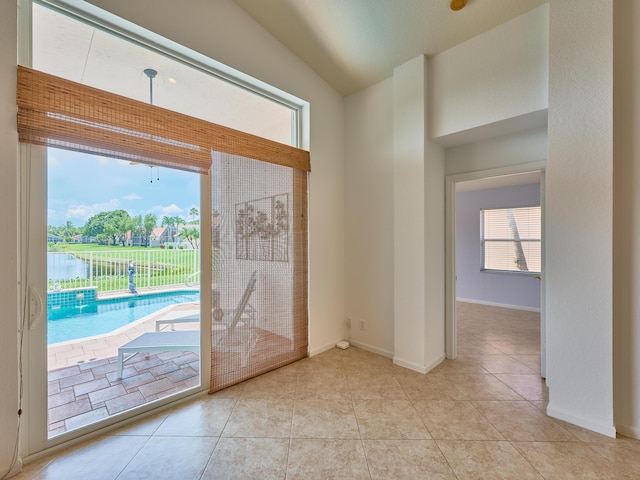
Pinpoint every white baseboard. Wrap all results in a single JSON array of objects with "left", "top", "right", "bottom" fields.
[
  {"left": 393, "top": 353, "right": 445, "bottom": 374},
  {"left": 347, "top": 340, "right": 393, "bottom": 359},
  {"left": 310, "top": 339, "right": 395, "bottom": 359},
  {"left": 457, "top": 298, "right": 540, "bottom": 313},
  {"left": 547, "top": 404, "right": 617, "bottom": 438},
  {"left": 310, "top": 340, "right": 449, "bottom": 378},
  {"left": 616, "top": 422, "right": 640, "bottom": 440},
  {"left": 4, "top": 458, "right": 22, "bottom": 479},
  {"left": 309, "top": 341, "right": 339, "bottom": 357}
]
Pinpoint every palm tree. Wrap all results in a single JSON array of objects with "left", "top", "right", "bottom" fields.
[
  {"left": 180, "top": 226, "right": 200, "bottom": 249},
  {"left": 189, "top": 207, "right": 199, "bottom": 223}
]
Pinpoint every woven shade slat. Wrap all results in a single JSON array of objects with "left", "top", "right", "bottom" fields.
[{"left": 16, "top": 66, "right": 311, "bottom": 173}]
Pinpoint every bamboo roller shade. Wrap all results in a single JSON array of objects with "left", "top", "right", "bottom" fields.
[
  {"left": 16, "top": 66, "right": 311, "bottom": 174},
  {"left": 209, "top": 159, "right": 308, "bottom": 393}
]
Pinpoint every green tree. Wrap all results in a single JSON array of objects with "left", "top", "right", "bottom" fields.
[
  {"left": 84, "top": 210, "right": 131, "bottom": 245},
  {"left": 84, "top": 211, "right": 110, "bottom": 244},
  {"left": 143, "top": 213, "right": 157, "bottom": 247},
  {"left": 130, "top": 215, "right": 144, "bottom": 246},
  {"left": 163, "top": 215, "right": 186, "bottom": 243},
  {"left": 161, "top": 215, "right": 176, "bottom": 244},
  {"left": 161, "top": 216, "right": 175, "bottom": 228},
  {"left": 107, "top": 209, "right": 131, "bottom": 246},
  {"left": 47, "top": 225, "right": 61, "bottom": 237},
  {"left": 57, "top": 220, "right": 80, "bottom": 241},
  {"left": 189, "top": 207, "right": 199, "bottom": 223},
  {"left": 173, "top": 216, "right": 186, "bottom": 228},
  {"left": 180, "top": 226, "right": 200, "bottom": 249}
]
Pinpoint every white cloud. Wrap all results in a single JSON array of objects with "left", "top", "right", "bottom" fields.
[
  {"left": 122, "top": 193, "right": 142, "bottom": 200},
  {"left": 149, "top": 203, "right": 185, "bottom": 217},
  {"left": 163, "top": 204, "right": 184, "bottom": 213},
  {"left": 65, "top": 199, "right": 121, "bottom": 222}
]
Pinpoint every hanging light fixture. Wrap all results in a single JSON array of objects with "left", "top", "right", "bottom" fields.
[
  {"left": 143, "top": 68, "right": 157, "bottom": 105},
  {"left": 450, "top": 0, "right": 467, "bottom": 11},
  {"left": 143, "top": 68, "right": 160, "bottom": 183}
]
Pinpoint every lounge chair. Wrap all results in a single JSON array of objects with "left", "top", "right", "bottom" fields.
[
  {"left": 155, "top": 308, "right": 200, "bottom": 331},
  {"left": 117, "top": 330, "right": 200, "bottom": 378},
  {"left": 116, "top": 272, "right": 258, "bottom": 378},
  {"left": 213, "top": 271, "right": 258, "bottom": 367}
]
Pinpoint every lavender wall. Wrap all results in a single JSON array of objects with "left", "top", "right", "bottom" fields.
[{"left": 456, "top": 183, "right": 541, "bottom": 310}]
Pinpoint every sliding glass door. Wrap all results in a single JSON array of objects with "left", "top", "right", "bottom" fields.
[
  {"left": 22, "top": 0, "right": 304, "bottom": 456},
  {"left": 45, "top": 149, "right": 203, "bottom": 438}
]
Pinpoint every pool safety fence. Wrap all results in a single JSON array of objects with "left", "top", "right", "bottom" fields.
[{"left": 47, "top": 249, "right": 201, "bottom": 293}]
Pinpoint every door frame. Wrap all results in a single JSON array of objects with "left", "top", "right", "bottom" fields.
[
  {"left": 445, "top": 161, "right": 548, "bottom": 377},
  {"left": 21, "top": 144, "right": 212, "bottom": 460}
]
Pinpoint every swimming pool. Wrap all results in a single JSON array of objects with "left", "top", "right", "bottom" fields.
[{"left": 47, "top": 291, "right": 200, "bottom": 344}]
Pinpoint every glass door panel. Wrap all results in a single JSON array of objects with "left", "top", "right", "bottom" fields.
[{"left": 45, "top": 149, "right": 201, "bottom": 438}]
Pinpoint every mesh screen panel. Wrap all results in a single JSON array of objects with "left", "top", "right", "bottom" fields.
[{"left": 210, "top": 153, "right": 308, "bottom": 392}]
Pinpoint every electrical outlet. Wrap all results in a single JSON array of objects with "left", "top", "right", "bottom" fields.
[{"left": 359, "top": 319, "right": 365, "bottom": 331}]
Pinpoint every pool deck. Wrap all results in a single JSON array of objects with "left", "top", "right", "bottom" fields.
[{"left": 48, "top": 298, "right": 201, "bottom": 437}]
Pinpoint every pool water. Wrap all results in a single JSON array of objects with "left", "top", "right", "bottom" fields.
[{"left": 48, "top": 291, "right": 200, "bottom": 344}]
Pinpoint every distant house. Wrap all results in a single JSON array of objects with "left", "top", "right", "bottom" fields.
[
  {"left": 148, "top": 226, "right": 172, "bottom": 247},
  {"left": 124, "top": 230, "right": 145, "bottom": 247},
  {"left": 71, "top": 234, "right": 95, "bottom": 244},
  {"left": 47, "top": 233, "right": 63, "bottom": 243}
]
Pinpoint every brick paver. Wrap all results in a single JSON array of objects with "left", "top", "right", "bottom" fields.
[{"left": 47, "top": 302, "right": 201, "bottom": 436}]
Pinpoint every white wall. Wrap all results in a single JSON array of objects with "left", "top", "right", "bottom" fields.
[
  {"left": 613, "top": 0, "right": 640, "bottom": 440},
  {"left": 445, "top": 128, "right": 548, "bottom": 176},
  {"left": 456, "top": 183, "right": 541, "bottom": 310},
  {"left": 392, "top": 57, "right": 428, "bottom": 370},
  {"left": 547, "top": 0, "right": 615, "bottom": 437},
  {"left": 344, "top": 79, "right": 394, "bottom": 356},
  {"left": 0, "top": 0, "right": 19, "bottom": 475},
  {"left": 429, "top": 4, "right": 548, "bottom": 140},
  {"left": 85, "top": 0, "right": 346, "bottom": 355},
  {"left": 393, "top": 56, "right": 446, "bottom": 373}
]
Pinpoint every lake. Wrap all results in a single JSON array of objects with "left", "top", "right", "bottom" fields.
[{"left": 48, "top": 252, "right": 89, "bottom": 280}]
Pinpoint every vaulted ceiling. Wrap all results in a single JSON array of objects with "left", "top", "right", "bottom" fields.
[{"left": 233, "top": 0, "right": 548, "bottom": 96}]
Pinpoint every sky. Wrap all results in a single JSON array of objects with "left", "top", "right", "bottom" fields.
[{"left": 48, "top": 148, "right": 200, "bottom": 228}]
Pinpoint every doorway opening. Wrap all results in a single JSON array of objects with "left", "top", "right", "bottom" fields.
[{"left": 445, "top": 164, "right": 547, "bottom": 380}]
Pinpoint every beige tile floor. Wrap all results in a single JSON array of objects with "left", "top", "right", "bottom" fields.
[{"left": 13, "top": 302, "right": 640, "bottom": 479}]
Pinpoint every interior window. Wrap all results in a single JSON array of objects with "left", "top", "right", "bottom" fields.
[{"left": 481, "top": 206, "right": 541, "bottom": 274}]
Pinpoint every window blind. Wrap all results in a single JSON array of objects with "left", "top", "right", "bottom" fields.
[
  {"left": 210, "top": 154, "right": 308, "bottom": 392},
  {"left": 481, "top": 206, "right": 541, "bottom": 273},
  {"left": 16, "top": 66, "right": 310, "bottom": 174}
]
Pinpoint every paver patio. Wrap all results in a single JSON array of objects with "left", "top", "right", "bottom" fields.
[{"left": 48, "top": 302, "right": 201, "bottom": 436}]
